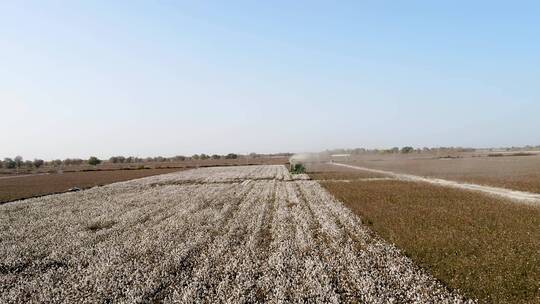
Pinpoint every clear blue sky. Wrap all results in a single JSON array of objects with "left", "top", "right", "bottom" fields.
[{"left": 1, "top": 1, "right": 539, "bottom": 160}]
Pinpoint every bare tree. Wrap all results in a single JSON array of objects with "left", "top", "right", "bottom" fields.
[
  {"left": 14, "top": 156, "right": 23, "bottom": 168},
  {"left": 109, "top": 156, "right": 126, "bottom": 163},
  {"left": 33, "top": 159, "right": 44, "bottom": 168}
]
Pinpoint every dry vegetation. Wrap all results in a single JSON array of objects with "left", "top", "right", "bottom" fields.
[
  {"left": 0, "top": 165, "right": 470, "bottom": 303},
  {"left": 306, "top": 163, "right": 386, "bottom": 181},
  {"left": 0, "top": 156, "right": 289, "bottom": 176},
  {"left": 0, "top": 168, "right": 183, "bottom": 203},
  {"left": 315, "top": 172, "right": 540, "bottom": 304},
  {"left": 341, "top": 154, "right": 540, "bottom": 193}
]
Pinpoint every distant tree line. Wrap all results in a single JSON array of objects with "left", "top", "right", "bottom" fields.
[
  {"left": 110, "top": 153, "right": 239, "bottom": 163},
  {"left": 0, "top": 156, "right": 95, "bottom": 169},
  {"left": 325, "top": 145, "right": 540, "bottom": 156},
  {"left": 326, "top": 146, "right": 482, "bottom": 155},
  {"left": 0, "top": 152, "right": 293, "bottom": 170},
  {"left": 0, "top": 156, "right": 46, "bottom": 169}
]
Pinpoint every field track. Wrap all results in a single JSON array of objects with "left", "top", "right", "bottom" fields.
[
  {"left": 332, "top": 162, "right": 540, "bottom": 204},
  {"left": 0, "top": 173, "right": 50, "bottom": 179},
  {"left": 1, "top": 165, "right": 470, "bottom": 303}
]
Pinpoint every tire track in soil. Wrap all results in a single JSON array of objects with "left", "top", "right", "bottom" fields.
[
  {"left": 292, "top": 181, "right": 357, "bottom": 302},
  {"left": 42, "top": 184, "right": 241, "bottom": 303},
  {"left": 262, "top": 181, "right": 312, "bottom": 302},
  {"left": 175, "top": 181, "right": 271, "bottom": 302},
  {"left": 137, "top": 181, "right": 257, "bottom": 302},
  {"left": 284, "top": 182, "right": 342, "bottom": 302}
]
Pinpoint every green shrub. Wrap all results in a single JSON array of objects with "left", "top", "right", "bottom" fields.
[
  {"left": 225, "top": 153, "right": 238, "bottom": 159},
  {"left": 88, "top": 156, "right": 101, "bottom": 166},
  {"left": 3, "top": 158, "right": 16, "bottom": 169}
]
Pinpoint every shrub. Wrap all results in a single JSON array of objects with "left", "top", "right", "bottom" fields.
[
  {"left": 14, "top": 156, "right": 23, "bottom": 168},
  {"left": 109, "top": 156, "right": 126, "bottom": 163},
  {"left": 401, "top": 146, "right": 414, "bottom": 154},
  {"left": 33, "top": 159, "right": 44, "bottom": 168},
  {"left": 88, "top": 156, "right": 101, "bottom": 166},
  {"left": 63, "top": 158, "right": 84, "bottom": 166},
  {"left": 3, "top": 158, "right": 16, "bottom": 169},
  {"left": 225, "top": 153, "right": 238, "bottom": 159}
]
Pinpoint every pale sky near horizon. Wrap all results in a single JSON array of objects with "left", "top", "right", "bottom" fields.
[{"left": 1, "top": 1, "right": 539, "bottom": 160}]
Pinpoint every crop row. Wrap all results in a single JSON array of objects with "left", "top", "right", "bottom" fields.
[{"left": 0, "top": 165, "right": 470, "bottom": 303}]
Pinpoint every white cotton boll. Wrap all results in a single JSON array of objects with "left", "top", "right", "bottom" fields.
[{"left": 0, "top": 165, "right": 473, "bottom": 303}]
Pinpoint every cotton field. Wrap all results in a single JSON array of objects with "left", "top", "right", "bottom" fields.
[{"left": 0, "top": 165, "right": 471, "bottom": 303}]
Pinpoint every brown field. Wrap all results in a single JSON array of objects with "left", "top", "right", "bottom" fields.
[
  {"left": 312, "top": 167, "right": 540, "bottom": 304},
  {"left": 339, "top": 154, "right": 540, "bottom": 193},
  {"left": 0, "top": 168, "right": 183, "bottom": 203},
  {"left": 0, "top": 157, "right": 289, "bottom": 176},
  {"left": 305, "top": 162, "right": 386, "bottom": 180},
  {"left": 0, "top": 157, "right": 289, "bottom": 203}
]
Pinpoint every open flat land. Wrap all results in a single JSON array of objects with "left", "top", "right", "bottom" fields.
[
  {"left": 0, "top": 157, "right": 289, "bottom": 203},
  {"left": 310, "top": 165, "right": 540, "bottom": 304},
  {"left": 0, "top": 168, "right": 183, "bottom": 203},
  {"left": 0, "top": 157, "right": 290, "bottom": 176},
  {"left": 306, "top": 163, "right": 387, "bottom": 181},
  {"left": 339, "top": 154, "right": 540, "bottom": 193},
  {"left": 0, "top": 165, "right": 470, "bottom": 303}
]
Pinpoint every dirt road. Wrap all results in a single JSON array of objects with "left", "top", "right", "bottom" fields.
[
  {"left": 0, "top": 173, "right": 50, "bottom": 179},
  {"left": 332, "top": 162, "right": 540, "bottom": 204}
]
